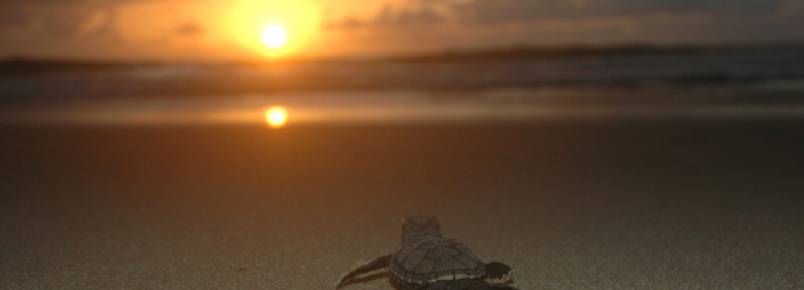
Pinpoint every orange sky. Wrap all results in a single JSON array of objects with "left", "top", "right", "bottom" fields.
[
  {"left": 0, "top": 0, "right": 801, "bottom": 61},
  {"left": 106, "top": 0, "right": 505, "bottom": 60}
]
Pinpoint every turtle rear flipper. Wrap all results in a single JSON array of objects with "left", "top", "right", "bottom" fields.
[{"left": 336, "top": 254, "right": 392, "bottom": 289}]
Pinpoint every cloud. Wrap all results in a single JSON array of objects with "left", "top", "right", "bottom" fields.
[
  {"left": 0, "top": 0, "right": 121, "bottom": 36},
  {"left": 0, "top": 6, "right": 32, "bottom": 31},
  {"left": 78, "top": 9, "right": 115, "bottom": 38},
  {"left": 176, "top": 22, "right": 204, "bottom": 37},
  {"left": 0, "top": 1, "right": 116, "bottom": 57},
  {"left": 326, "top": 1, "right": 446, "bottom": 29},
  {"left": 325, "top": 0, "right": 786, "bottom": 27},
  {"left": 450, "top": 0, "right": 783, "bottom": 24},
  {"left": 324, "top": 0, "right": 802, "bottom": 46}
]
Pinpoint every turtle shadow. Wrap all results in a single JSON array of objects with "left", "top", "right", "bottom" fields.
[
  {"left": 338, "top": 273, "right": 520, "bottom": 290},
  {"left": 393, "top": 279, "right": 520, "bottom": 290}
]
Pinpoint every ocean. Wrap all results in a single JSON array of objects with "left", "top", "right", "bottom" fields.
[{"left": 2, "top": 46, "right": 804, "bottom": 126}]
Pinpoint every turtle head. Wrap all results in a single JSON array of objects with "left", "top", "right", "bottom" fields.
[
  {"left": 401, "top": 216, "right": 441, "bottom": 243},
  {"left": 484, "top": 262, "right": 514, "bottom": 285}
]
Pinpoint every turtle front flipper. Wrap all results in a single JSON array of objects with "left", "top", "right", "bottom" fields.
[
  {"left": 483, "top": 262, "right": 513, "bottom": 285},
  {"left": 336, "top": 254, "right": 392, "bottom": 289}
]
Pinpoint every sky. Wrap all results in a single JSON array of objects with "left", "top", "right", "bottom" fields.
[{"left": 0, "top": 0, "right": 803, "bottom": 60}]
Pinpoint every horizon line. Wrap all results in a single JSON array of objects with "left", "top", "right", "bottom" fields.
[{"left": 2, "top": 41, "right": 803, "bottom": 66}]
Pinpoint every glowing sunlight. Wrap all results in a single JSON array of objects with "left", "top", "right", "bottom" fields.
[
  {"left": 229, "top": 0, "right": 320, "bottom": 58},
  {"left": 261, "top": 25, "right": 288, "bottom": 49},
  {"left": 265, "top": 106, "right": 288, "bottom": 128}
]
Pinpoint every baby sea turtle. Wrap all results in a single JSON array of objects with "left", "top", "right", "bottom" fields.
[{"left": 336, "top": 216, "right": 518, "bottom": 290}]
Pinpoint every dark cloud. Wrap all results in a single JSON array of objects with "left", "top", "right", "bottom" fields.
[
  {"left": 452, "top": 0, "right": 804, "bottom": 45},
  {"left": 324, "top": 0, "right": 802, "bottom": 46},
  {"left": 326, "top": 0, "right": 787, "bottom": 29},
  {"left": 451, "top": 0, "right": 783, "bottom": 24}
]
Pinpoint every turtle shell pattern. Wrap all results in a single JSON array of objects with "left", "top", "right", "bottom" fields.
[{"left": 389, "top": 235, "right": 486, "bottom": 285}]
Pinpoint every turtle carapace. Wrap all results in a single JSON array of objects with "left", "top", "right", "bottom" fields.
[{"left": 336, "top": 216, "right": 517, "bottom": 290}]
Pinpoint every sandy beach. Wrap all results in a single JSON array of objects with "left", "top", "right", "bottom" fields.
[
  {"left": 0, "top": 119, "right": 802, "bottom": 289},
  {"left": 3, "top": 0, "right": 804, "bottom": 289}
]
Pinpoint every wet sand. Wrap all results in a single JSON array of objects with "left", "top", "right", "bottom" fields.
[{"left": 0, "top": 120, "right": 802, "bottom": 289}]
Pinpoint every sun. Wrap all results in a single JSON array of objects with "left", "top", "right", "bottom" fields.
[
  {"left": 261, "top": 25, "right": 287, "bottom": 49},
  {"left": 265, "top": 106, "right": 288, "bottom": 128},
  {"left": 229, "top": 0, "right": 320, "bottom": 58}
]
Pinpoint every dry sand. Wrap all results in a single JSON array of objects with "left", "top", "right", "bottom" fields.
[{"left": 0, "top": 120, "right": 802, "bottom": 289}]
